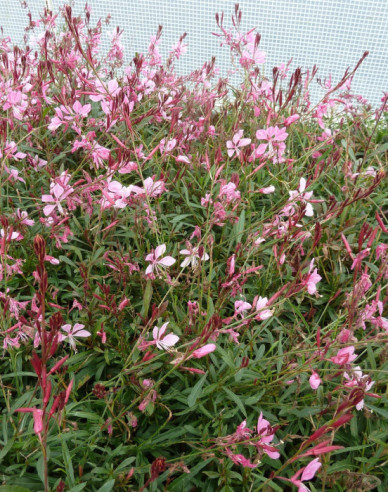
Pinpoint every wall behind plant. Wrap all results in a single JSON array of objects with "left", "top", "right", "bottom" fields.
[{"left": 1, "top": 0, "right": 387, "bottom": 107}]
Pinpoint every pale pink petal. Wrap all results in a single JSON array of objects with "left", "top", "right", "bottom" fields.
[
  {"left": 301, "top": 458, "right": 321, "bottom": 481},
  {"left": 155, "top": 244, "right": 166, "bottom": 259},
  {"left": 158, "top": 322, "right": 169, "bottom": 338},
  {"left": 239, "top": 138, "right": 251, "bottom": 147},
  {"left": 192, "top": 344, "right": 216, "bottom": 358},
  {"left": 256, "top": 129, "right": 268, "bottom": 140},
  {"left": 41, "top": 194, "right": 54, "bottom": 203},
  {"left": 180, "top": 257, "right": 191, "bottom": 268},
  {"left": 158, "top": 256, "right": 176, "bottom": 267},
  {"left": 309, "top": 372, "right": 321, "bottom": 390},
  {"left": 160, "top": 333, "right": 179, "bottom": 348}
]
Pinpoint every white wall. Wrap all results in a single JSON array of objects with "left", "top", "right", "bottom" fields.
[{"left": 1, "top": 0, "right": 387, "bottom": 107}]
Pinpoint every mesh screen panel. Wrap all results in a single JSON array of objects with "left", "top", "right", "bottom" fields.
[{"left": 1, "top": 0, "right": 387, "bottom": 107}]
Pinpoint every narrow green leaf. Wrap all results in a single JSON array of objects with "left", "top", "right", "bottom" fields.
[
  {"left": 96, "top": 479, "right": 116, "bottom": 492},
  {"left": 223, "top": 387, "right": 247, "bottom": 417},
  {"left": 187, "top": 373, "right": 207, "bottom": 408}
]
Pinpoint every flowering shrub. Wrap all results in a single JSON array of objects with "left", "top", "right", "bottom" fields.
[{"left": 0, "top": 3, "right": 387, "bottom": 491}]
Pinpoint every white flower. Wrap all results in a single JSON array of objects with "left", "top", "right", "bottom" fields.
[{"left": 180, "top": 246, "right": 209, "bottom": 269}]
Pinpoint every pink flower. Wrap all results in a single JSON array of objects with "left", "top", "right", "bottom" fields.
[
  {"left": 153, "top": 322, "right": 179, "bottom": 350},
  {"left": 254, "top": 126, "right": 288, "bottom": 164},
  {"left": 287, "top": 178, "right": 314, "bottom": 217},
  {"left": 145, "top": 244, "right": 176, "bottom": 275},
  {"left": 72, "top": 100, "right": 91, "bottom": 118},
  {"left": 255, "top": 297, "right": 273, "bottom": 321},
  {"left": 0, "top": 228, "right": 23, "bottom": 241},
  {"left": 180, "top": 245, "right": 209, "bottom": 269},
  {"left": 59, "top": 323, "right": 91, "bottom": 351},
  {"left": 309, "top": 371, "right": 321, "bottom": 390},
  {"left": 234, "top": 300, "right": 252, "bottom": 317},
  {"left": 225, "top": 449, "right": 257, "bottom": 468},
  {"left": 15, "top": 407, "right": 44, "bottom": 436},
  {"left": 90, "top": 79, "right": 120, "bottom": 102},
  {"left": 330, "top": 346, "right": 357, "bottom": 366},
  {"left": 255, "top": 412, "right": 280, "bottom": 459},
  {"left": 344, "top": 366, "right": 375, "bottom": 410},
  {"left": 304, "top": 259, "right": 322, "bottom": 295},
  {"left": 41, "top": 174, "right": 74, "bottom": 216},
  {"left": 191, "top": 344, "right": 216, "bottom": 358},
  {"left": 258, "top": 185, "right": 275, "bottom": 194},
  {"left": 16, "top": 209, "right": 34, "bottom": 226},
  {"left": 278, "top": 458, "right": 321, "bottom": 492},
  {"left": 226, "top": 130, "right": 251, "bottom": 158},
  {"left": 132, "top": 177, "right": 166, "bottom": 198},
  {"left": 3, "top": 90, "right": 28, "bottom": 120},
  {"left": 256, "top": 126, "right": 288, "bottom": 143},
  {"left": 219, "top": 182, "right": 241, "bottom": 203}
]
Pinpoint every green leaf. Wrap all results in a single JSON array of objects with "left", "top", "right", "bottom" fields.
[
  {"left": 223, "top": 387, "right": 247, "bottom": 417},
  {"left": 187, "top": 372, "right": 207, "bottom": 408},
  {"left": 96, "top": 479, "right": 116, "bottom": 492},
  {"left": 36, "top": 455, "right": 45, "bottom": 486},
  {"left": 0, "top": 439, "right": 14, "bottom": 463},
  {"left": 169, "top": 459, "right": 212, "bottom": 490},
  {"left": 68, "top": 485, "right": 87, "bottom": 492},
  {"left": 62, "top": 438, "right": 75, "bottom": 486},
  {"left": 0, "top": 487, "right": 31, "bottom": 492},
  {"left": 141, "top": 280, "right": 153, "bottom": 317}
]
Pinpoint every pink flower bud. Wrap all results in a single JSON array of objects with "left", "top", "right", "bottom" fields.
[{"left": 191, "top": 344, "right": 216, "bottom": 358}]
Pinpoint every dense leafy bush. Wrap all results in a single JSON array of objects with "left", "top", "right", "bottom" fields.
[{"left": 0, "top": 3, "right": 387, "bottom": 491}]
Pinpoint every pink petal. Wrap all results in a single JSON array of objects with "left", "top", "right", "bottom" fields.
[
  {"left": 161, "top": 333, "right": 179, "bottom": 348},
  {"left": 256, "top": 129, "right": 268, "bottom": 140},
  {"left": 301, "top": 458, "right": 321, "bottom": 481},
  {"left": 192, "top": 343, "right": 216, "bottom": 358},
  {"left": 158, "top": 322, "right": 169, "bottom": 338},
  {"left": 41, "top": 194, "right": 54, "bottom": 203},
  {"left": 239, "top": 138, "right": 251, "bottom": 147},
  {"left": 158, "top": 256, "right": 176, "bottom": 267},
  {"left": 155, "top": 244, "right": 166, "bottom": 259},
  {"left": 309, "top": 372, "right": 321, "bottom": 390}
]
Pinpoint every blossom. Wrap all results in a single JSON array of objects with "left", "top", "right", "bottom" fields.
[
  {"left": 344, "top": 366, "right": 375, "bottom": 410},
  {"left": 258, "top": 185, "right": 275, "bottom": 194},
  {"left": 59, "top": 323, "right": 91, "bottom": 351},
  {"left": 180, "top": 245, "right": 209, "bottom": 269},
  {"left": 330, "top": 346, "right": 357, "bottom": 366},
  {"left": 15, "top": 407, "right": 44, "bottom": 437},
  {"left": 255, "top": 297, "right": 273, "bottom": 321},
  {"left": 234, "top": 300, "right": 252, "bottom": 317},
  {"left": 255, "top": 126, "right": 288, "bottom": 163},
  {"left": 255, "top": 412, "right": 280, "bottom": 459},
  {"left": 16, "top": 209, "right": 34, "bottom": 226},
  {"left": 145, "top": 244, "right": 176, "bottom": 275},
  {"left": 41, "top": 174, "right": 74, "bottom": 216},
  {"left": 3, "top": 90, "right": 28, "bottom": 120},
  {"left": 90, "top": 79, "right": 120, "bottom": 102},
  {"left": 219, "top": 182, "right": 241, "bottom": 203},
  {"left": 132, "top": 177, "right": 166, "bottom": 198},
  {"left": 226, "top": 130, "right": 251, "bottom": 158},
  {"left": 72, "top": 100, "right": 91, "bottom": 118},
  {"left": 287, "top": 177, "right": 314, "bottom": 217},
  {"left": 304, "top": 259, "right": 322, "bottom": 295},
  {"left": 191, "top": 344, "right": 216, "bottom": 358},
  {"left": 153, "top": 322, "right": 179, "bottom": 350},
  {"left": 279, "top": 458, "right": 321, "bottom": 492},
  {"left": 309, "top": 372, "right": 321, "bottom": 390},
  {"left": 0, "top": 228, "right": 23, "bottom": 241}
]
